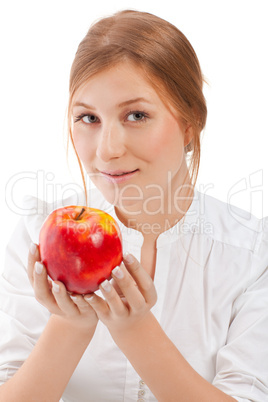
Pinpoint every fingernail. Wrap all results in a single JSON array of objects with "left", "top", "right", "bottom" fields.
[
  {"left": 70, "top": 295, "right": 77, "bottom": 301},
  {"left": 52, "top": 282, "right": 60, "bottom": 293},
  {"left": 30, "top": 242, "right": 37, "bottom": 255},
  {"left": 35, "top": 261, "right": 43, "bottom": 275},
  {"left": 112, "top": 265, "right": 124, "bottom": 279},
  {"left": 124, "top": 252, "right": 134, "bottom": 264},
  {"left": 85, "top": 295, "right": 94, "bottom": 302},
  {"left": 101, "top": 279, "right": 112, "bottom": 292}
]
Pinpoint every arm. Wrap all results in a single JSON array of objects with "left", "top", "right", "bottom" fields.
[
  {"left": 0, "top": 244, "right": 98, "bottom": 402},
  {"left": 0, "top": 315, "right": 95, "bottom": 402},
  {"left": 108, "top": 313, "right": 235, "bottom": 402},
  {"left": 87, "top": 254, "right": 235, "bottom": 402}
]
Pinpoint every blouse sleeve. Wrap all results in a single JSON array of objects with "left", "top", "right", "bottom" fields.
[
  {"left": 212, "top": 217, "right": 268, "bottom": 401},
  {"left": 0, "top": 205, "right": 51, "bottom": 385}
]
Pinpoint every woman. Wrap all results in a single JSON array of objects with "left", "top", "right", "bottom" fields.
[{"left": 0, "top": 9, "right": 267, "bottom": 401}]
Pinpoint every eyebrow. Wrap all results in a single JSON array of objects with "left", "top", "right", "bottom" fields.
[
  {"left": 72, "top": 97, "right": 151, "bottom": 110},
  {"left": 118, "top": 97, "right": 152, "bottom": 107},
  {"left": 73, "top": 102, "right": 96, "bottom": 110}
]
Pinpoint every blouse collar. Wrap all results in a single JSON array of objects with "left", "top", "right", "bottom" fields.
[{"left": 89, "top": 186, "right": 200, "bottom": 249}]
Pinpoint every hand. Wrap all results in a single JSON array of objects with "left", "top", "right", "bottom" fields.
[
  {"left": 85, "top": 253, "right": 157, "bottom": 335},
  {"left": 28, "top": 243, "right": 98, "bottom": 332}
]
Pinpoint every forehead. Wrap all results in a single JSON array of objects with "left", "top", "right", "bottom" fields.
[
  {"left": 71, "top": 60, "right": 179, "bottom": 120},
  {"left": 74, "top": 62, "right": 158, "bottom": 99}
]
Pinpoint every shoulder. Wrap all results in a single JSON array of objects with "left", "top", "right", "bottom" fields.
[
  {"left": 194, "top": 190, "right": 266, "bottom": 254},
  {"left": 174, "top": 190, "right": 268, "bottom": 305},
  {"left": 189, "top": 190, "right": 268, "bottom": 287}
]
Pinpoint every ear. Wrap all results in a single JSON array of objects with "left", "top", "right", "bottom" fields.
[{"left": 184, "top": 123, "right": 194, "bottom": 148}]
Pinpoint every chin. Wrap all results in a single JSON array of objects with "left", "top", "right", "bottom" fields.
[
  {"left": 91, "top": 180, "right": 120, "bottom": 206},
  {"left": 98, "top": 184, "right": 144, "bottom": 215}
]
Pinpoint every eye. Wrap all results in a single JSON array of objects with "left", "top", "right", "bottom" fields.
[
  {"left": 126, "top": 111, "right": 148, "bottom": 122},
  {"left": 74, "top": 113, "right": 99, "bottom": 124},
  {"left": 83, "top": 114, "right": 99, "bottom": 123}
]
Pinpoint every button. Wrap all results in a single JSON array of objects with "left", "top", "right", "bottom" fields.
[
  {"left": 139, "top": 379, "right": 145, "bottom": 387},
  {"left": 138, "top": 389, "right": 145, "bottom": 397}
]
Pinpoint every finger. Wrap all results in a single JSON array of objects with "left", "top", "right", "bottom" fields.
[
  {"left": 70, "top": 294, "right": 95, "bottom": 315},
  {"left": 122, "top": 253, "right": 157, "bottom": 307},
  {"left": 33, "top": 261, "right": 60, "bottom": 314},
  {"left": 27, "top": 243, "right": 41, "bottom": 286},
  {"left": 85, "top": 287, "right": 126, "bottom": 318},
  {"left": 110, "top": 278, "right": 124, "bottom": 298},
  {"left": 110, "top": 263, "right": 146, "bottom": 311},
  {"left": 51, "top": 281, "right": 79, "bottom": 316},
  {"left": 84, "top": 292, "right": 110, "bottom": 317}
]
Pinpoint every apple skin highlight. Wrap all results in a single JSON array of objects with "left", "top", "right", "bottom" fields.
[{"left": 39, "top": 206, "right": 123, "bottom": 294}]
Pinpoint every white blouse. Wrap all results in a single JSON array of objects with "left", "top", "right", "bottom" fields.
[{"left": 0, "top": 187, "right": 268, "bottom": 401}]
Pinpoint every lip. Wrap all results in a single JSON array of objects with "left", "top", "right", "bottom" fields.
[{"left": 99, "top": 169, "right": 139, "bottom": 183}]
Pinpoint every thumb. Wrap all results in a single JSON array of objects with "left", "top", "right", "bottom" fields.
[{"left": 27, "top": 243, "right": 41, "bottom": 286}]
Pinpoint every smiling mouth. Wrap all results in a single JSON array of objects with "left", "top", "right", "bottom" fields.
[
  {"left": 101, "top": 169, "right": 139, "bottom": 176},
  {"left": 99, "top": 169, "right": 139, "bottom": 182}
]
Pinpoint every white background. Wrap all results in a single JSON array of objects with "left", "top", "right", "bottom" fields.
[{"left": 0, "top": 0, "right": 268, "bottom": 273}]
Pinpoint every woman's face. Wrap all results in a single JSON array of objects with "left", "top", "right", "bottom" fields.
[{"left": 71, "top": 61, "right": 192, "bottom": 216}]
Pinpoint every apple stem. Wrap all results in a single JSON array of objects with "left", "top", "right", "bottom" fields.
[{"left": 75, "top": 207, "right": 86, "bottom": 220}]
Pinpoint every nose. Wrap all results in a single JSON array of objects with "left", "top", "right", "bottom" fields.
[{"left": 96, "top": 122, "right": 126, "bottom": 162}]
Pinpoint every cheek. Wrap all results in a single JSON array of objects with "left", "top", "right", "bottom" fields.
[
  {"left": 143, "top": 119, "right": 185, "bottom": 162},
  {"left": 72, "top": 132, "right": 95, "bottom": 167}
]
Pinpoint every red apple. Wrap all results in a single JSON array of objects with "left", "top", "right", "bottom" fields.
[{"left": 39, "top": 205, "right": 123, "bottom": 294}]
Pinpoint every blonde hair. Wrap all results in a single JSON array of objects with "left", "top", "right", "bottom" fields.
[{"left": 67, "top": 10, "right": 207, "bottom": 197}]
